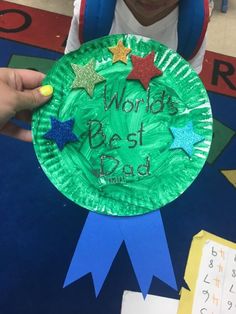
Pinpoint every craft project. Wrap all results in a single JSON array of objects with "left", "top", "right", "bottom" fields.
[
  {"left": 32, "top": 34, "right": 212, "bottom": 217},
  {"left": 178, "top": 230, "right": 236, "bottom": 314}
]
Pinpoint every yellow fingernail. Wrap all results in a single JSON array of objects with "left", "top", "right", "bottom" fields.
[{"left": 39, "top": 85, "right": 54, "bottom": 97}]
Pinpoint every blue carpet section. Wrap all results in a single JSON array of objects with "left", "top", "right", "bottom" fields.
[
  {"left": 0, "top": 38, "right": 62, "bottom": 68},
  {"left": 0, "top": 39, "right": 235, "bottom": 313}
]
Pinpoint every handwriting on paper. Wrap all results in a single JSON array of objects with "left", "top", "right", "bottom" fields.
[{"left": 192, "top": 240, "right": 236, "bottom": 314}]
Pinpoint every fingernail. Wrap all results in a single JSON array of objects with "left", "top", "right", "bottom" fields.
[{"left": 39, "top": 85, "right": 54, "bottom": 97}]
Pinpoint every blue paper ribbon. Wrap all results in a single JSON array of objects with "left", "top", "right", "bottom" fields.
[{"left": 64, "top": 211, "right": 177, "bottom": 297}]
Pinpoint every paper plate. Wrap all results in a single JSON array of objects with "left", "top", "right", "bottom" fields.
[{"left": 32, "top": 34, "right": 212, "bottom": 216}]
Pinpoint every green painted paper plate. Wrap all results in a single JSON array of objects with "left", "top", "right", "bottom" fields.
[{"left": 32, "top": 34, "right": 212, "bottom": 216}]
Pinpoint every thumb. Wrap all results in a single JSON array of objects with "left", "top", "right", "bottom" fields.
[{"left": 16, "top": 85, "right": 54, "bottom": 112}]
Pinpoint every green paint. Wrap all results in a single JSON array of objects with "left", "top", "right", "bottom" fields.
[{"left": 32, "top": 34, "right": 213, "bottom": 216}]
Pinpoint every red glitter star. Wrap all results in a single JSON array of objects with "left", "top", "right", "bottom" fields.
[{"left": 127, "top": 51, "right": 163, "bottom": 89}]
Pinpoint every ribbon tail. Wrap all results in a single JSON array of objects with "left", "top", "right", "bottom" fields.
[
  {"left": 121, "top": 211, "right": 177, "bottom": 297},
  {"left": 64, "top": 212, "right": 123, "bottom": 296}
]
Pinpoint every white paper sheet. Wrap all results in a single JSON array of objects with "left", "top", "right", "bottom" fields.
[
  {"left": 121, "top": 290, "right": 179, "bottom": 314},
  {"left": 191, "top": 240, "right": 236, "bottom": 314}
]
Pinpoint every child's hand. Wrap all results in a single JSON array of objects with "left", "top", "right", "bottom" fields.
[{"left": 0, "top": 68, "right": 53, "bottom": 142}]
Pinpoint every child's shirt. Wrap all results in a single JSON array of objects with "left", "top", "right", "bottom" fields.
[{"left": 65, "top": 0, "right": 206, "bottom": 73}]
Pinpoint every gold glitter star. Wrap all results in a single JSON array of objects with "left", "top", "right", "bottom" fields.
[
  {"left": 108, "top": 40, "right": 132, "bottom": 64},
  {"left": 71, "top": 60, "right": 106, "bottom": 97}
]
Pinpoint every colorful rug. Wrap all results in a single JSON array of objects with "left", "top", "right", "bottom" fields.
[{"left": 0, "top": 2, "right": 235, "bottom": 314}]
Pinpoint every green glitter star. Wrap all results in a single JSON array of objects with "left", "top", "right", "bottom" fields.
[{"left": 71, "top": 60, "right": 106, "bottom": 97}]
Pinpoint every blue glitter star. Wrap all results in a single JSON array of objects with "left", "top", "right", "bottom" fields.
[
  {"left": 44, "top": 117, "right": 79, "bottom": 151},
  {"left": 170, "top": 121, "right": 205, "bottom": 157}
]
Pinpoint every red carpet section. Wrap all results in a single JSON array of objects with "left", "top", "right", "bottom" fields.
[
  {"left": 200, "top": 51, "right": 236, "bottom": 98},
  {"left": 0, "top": 1, "right": 71, "bottom": 53}
]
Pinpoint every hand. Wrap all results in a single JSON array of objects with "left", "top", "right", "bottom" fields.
[{"left": 0, "top": 68, "right": 53, "bottom": 142}]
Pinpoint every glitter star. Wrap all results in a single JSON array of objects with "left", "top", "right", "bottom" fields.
[
  {"left": 108, "top": 40, "right": 131, "bottom": 64},
  {"left": 127, "top": 51, "right": 163, "bottom": 89},
  {"left": 44, "top": 117, "right": 79, "bottom": 151},
  {"left": 170, "top": 121, "right": 205, "bottom": 157},
  {"left": 71, "top": 60, "right": 106, "bottom": 97}
]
